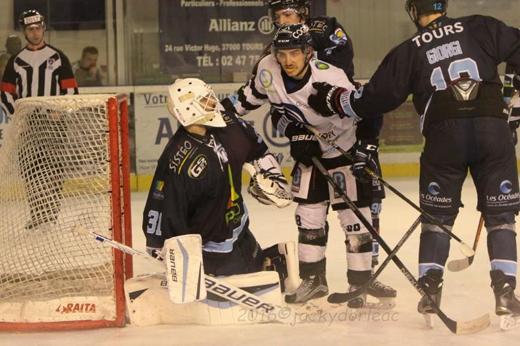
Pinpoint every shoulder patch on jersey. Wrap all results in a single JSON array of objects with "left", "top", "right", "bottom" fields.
[
  {"left": 329, "top": 28, "right": 347, "bottom": 46},
  {"left": 259, "top": 69, "right": 273, "bottom": 88},
  {"left": 315, "top": 61, "right": 330, "bottom": 70},
  {"left": 308, "top": 19, "right": 328, "bottom": 34},
  {"left": 47, "top": 57, "right": 57, "bottom": 69},
  {"left": 152, "top": 180, "right": 165, "bottom": 200},
  {"left": 188, "top": 154, "right": 208, "bottom": 179}
]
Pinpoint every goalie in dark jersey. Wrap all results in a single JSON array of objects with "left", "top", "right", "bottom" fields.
[
  {"left": 308, "top": 0, "right": 520, "bottom": 320},
  {"left": 142, "top": 78, "right": 297, "bottom": 290}
]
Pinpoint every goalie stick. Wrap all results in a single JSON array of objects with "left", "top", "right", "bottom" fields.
[
  {"left": 305, "top": 125, "right": 474, "bottom": 259},
  {"left": 447, "top": 215, "right": 483, "bottom": 272},
  {"left": 328, "top": 216, "right": 421, "bottom": 304},
  {"left": 311, "top": 157, "right": 490, "bottom": 334},
  {"left": 76, "top": 226, "right": 297, "bottom": 324}
]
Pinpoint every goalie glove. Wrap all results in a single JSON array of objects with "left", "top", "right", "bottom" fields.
[{"left": 244, "top": 153, "right": 293, "bottom": 208}]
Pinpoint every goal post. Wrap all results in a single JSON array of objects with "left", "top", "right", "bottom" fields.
[{"left": 0, "top": 94, "right": 132, "bottom": 331}]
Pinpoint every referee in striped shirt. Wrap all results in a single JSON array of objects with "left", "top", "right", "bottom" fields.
[{"left": 0, "top": 10, "right": 79, "bottom": 230}]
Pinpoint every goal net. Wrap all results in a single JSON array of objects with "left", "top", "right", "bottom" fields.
[{"left": 0, "top": 94, "right": 132, "bottom": 331}]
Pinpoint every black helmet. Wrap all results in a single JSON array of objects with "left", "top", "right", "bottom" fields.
[
  {"left": 405, "top": 0, "right": 447, "bottom": 26},
  {"left": 272, "top": 23, "right": 312, "bottom": 53},
  {"left": 18, "top": 9, "right": 45, "bottom": 29},
  {"left": 268, "top": 0, "right": 311, "bottom": 27}
]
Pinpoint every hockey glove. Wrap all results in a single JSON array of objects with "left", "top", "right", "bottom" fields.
[
  {"left": 351, "top": 139, "right": 379, "bottom": 183},
  {"left": 286, "top": 123, "right": 322, "bottom": 166},
  {"left": 245, "top": 153, "right": 292, "bottom": 208},
  {"left": 308, "top": 82, "right": 347, "bottom": 118}
]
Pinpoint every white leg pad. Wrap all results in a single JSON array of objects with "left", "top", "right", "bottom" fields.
[
  {"left": 277, "top": 241, "right": 300, "bottom": 292},
  {"left": 125, "top": 271, "right": 282, "bottom": 326}
]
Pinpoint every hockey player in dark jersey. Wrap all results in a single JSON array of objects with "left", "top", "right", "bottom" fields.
[
  {"left": 0, "top": 10, "right": 78, "bottom": 230},
  {"left": 226, "top": 24, "right": 395, "bottom": 307},
  {"left": 267, "top": 0, "right": 355, "bottom": 81},
  {"left": 308, "top": 0, "right": 520, "bottom": 320},
  {"left": 142, "top": 78, "right": 297, "bottom": 286}
]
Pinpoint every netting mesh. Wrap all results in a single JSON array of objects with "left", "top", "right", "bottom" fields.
[{"left": 0, "top": 95, "right": 119, "bottom": 307}]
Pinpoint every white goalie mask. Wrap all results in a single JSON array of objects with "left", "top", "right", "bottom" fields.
[{"left": 167, "top": 78, "right": 227, "bottom": 128}]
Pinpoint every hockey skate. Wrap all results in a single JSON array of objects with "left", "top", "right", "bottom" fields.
[
  {"left": 346, "top": 284, "right": 366, "bottom": 309},
  {"left": 344, "top": 280, "right": 396, "bottom": 310},
  {"left": 417, "top": 269, "right": 443, "bottom": 328},
  {"left": 366, "top": 280, "right": 397, "bottom": 309},
  {"left": 285, "top": 273, "right": 328, "bottom": 304},
  {"left": 490, "top": 270, "right": 520, "bottom": 330}
]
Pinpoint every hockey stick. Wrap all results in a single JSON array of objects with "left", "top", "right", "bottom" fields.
[
  {"left": 328, "top": 216, "right": 421, "bottom": 304},
  {"left": 305, "top": 125, "right": 474, "bottom": 258},
  {"left": 447, "top": 215, "right": 484, "bottom": 272},
  {"left": 311, "top": 157, "right": 490, "bottom": 334},
  {"left": 76, "top": 226, "right": 296, "bottom": 324}
]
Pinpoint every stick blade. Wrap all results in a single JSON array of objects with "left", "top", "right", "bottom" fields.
[
  {"left": 455, "top": 313, "right": 490, "bottom": 335},
  {"left": 459, "top": 243, "right": 476, "bottom": 257},
  {"left": 447, "top": 257, "right": 474, "bottom": 272}
]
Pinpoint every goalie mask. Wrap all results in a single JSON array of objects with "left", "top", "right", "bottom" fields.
[
  {"left": 405, "top": 0, "right": 447, "bottom": 27},
  {"left": 167, "top": 78, "right": 226, "bottom": 128},
  {"left": 268, "top": 0, "right": 311, "bottom": 27}
]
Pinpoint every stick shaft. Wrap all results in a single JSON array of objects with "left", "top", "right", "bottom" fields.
[
  {"left": 306, "top": 125, "right": 470, "bottom": 248},
  {"left": 82, "top": 228, "right": 294, "bottom": 323},
  {"left": 312, "top": 157, "right": 488, "bottom": 334}
]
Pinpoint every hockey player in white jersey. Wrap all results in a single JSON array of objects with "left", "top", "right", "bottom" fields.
[{"left": 228, "top": 23, "right": 395, "bottom": 307}]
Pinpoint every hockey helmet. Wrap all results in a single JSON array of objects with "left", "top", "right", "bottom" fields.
[
  {"left": 268, "top": 0, "right": 311, "bottom": 27},
  {"left": 167, "top": 78, "right": 226, "bottom": 128},
  {"left": 272, "top": 23, "right": 313, "bottom": 54},
  {"left": 405, "top": 0, "right": 448, "bottom": 25},
  {"left": 18, "top": 9, "right": 45, "bottom": 29}
]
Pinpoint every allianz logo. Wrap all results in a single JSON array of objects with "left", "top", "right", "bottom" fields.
[{"left": 209, "top": 16, "right": 273, "bottom": 34}]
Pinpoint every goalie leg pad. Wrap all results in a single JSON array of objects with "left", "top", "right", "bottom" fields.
[
  {"left": 263, "top": 241, "right": 300, "bottom": 292},
  {"left": 125, "top": 272, "right": 282, "bottom": 326},
  {"left": 164, "top": 234, "right": 207, "bottom": 303}
]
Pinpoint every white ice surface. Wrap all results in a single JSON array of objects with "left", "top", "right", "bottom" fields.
[{"left": 2, "top": 178, "right": 519, "bottom": 345}]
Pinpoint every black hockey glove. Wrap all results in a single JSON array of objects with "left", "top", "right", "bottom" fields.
[
  {"left": 286, "top": 122, "right": 322, "bottom": 167},
  {"left": 308, "top": 82, "right": 347, "bottom": 118},
  {"left": 351, "top": 139, "right": 379, "bottom": 182}
]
